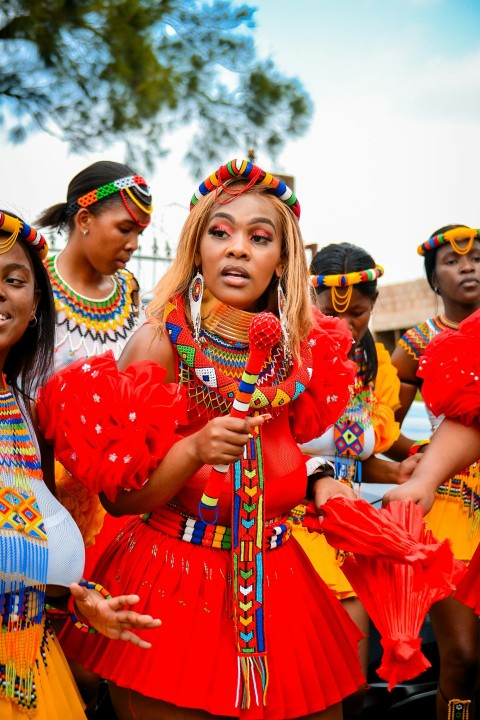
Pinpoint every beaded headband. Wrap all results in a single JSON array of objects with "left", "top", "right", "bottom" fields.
[
  {"left": 66, "top": 174, "right": 153, "bottom": 228},
  {"left": 310, "top": 266, "right": 384, "bottom": 313},
  {"left": 0, "top": 211, "right": 49, "bottom": 260},
  {"left": 417, "top": 226, "right": 480, "bottom": 256},
  {"left": 190, "top": 158, "right": 301, "bottom": 219}
]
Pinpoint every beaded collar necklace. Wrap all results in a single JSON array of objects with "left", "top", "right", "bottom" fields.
[
  {"left": 437, "top": 314, "right": 459, "bottom": 331},
  {"left": 165, "top": 295, "right": 313, "bottom": 417}
]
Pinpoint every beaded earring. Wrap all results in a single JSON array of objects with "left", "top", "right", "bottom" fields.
[
  {"left": 189, "top": 270, "right": 204, "bottom": 344},
  {"left": 277, "top": 278, "right": 290, "bottom": 359}
]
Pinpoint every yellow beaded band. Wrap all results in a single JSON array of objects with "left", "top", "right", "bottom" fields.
[
  {"left": 310, "top": 266, "right": 384, "bottom": 313},
  {"left": 417, "top": 226, "right": 480, "bottom": 256}
]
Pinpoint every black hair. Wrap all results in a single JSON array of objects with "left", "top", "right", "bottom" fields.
[
  {"left": 35, "top": 160, "right": 152, "bottom": 233},
  {"left": 0, "top": 211, "right": 56, "bottom": 409},
  {"left": 311, "top": 242, "right": 378, "bottom": 383},
  {"left": 423, "top": 224, "right": 467, "bottom": 294}
]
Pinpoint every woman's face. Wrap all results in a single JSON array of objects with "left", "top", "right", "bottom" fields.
[
  {"left": 78, "top": 196, "right": 149, "bottom": 275},
  {"left": 0, "top": 242, "right": 39, "bottom": 369},
  {"left": 315, "top": 286, "right": 375, "bottom": 347},
  {"left": 433, "top": 239, "right": 480, "bottom": 306},
  {"left": 195, "top": 193, "right": 283, "bottom": 311}
]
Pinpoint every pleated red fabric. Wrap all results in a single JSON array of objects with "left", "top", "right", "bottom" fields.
[{"left": 61, "top": 514, "right": 365, "bottom": 719}]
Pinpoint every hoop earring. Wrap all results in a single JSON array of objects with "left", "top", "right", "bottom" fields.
[
  {"left": 277, "top": 280, "right": 290, "bottom": 359},
  {"left": 28, "top": 316, "right": 38, "bottom": 328},
  {"left": 189, "top": 270, "right": 204, "bottom": 343}
]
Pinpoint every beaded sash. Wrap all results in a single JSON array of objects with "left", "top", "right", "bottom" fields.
[
  {"left": 0, "top": 388, "right": 47, "bottom": 712},
  {"left": 333, "top": 347, "right": 373, "bottom": 487},
  {"left": 165, "top": 296, "right": 311, "bottom": 709}
]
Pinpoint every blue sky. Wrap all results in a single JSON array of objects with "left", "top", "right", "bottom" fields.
[{"left": 1, "top": 0, "right": 480, "bottom": 292}]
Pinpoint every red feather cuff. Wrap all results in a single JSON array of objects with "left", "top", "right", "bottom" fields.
[{"left": 36, "top": 351, "right": 187, "bottom": 502}]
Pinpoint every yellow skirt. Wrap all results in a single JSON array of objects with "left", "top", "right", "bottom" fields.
[
  {"left": 0, "top": 623, "right": 86, "bottom": 720},
  {"left": 292, "top": 524, "right": 356, "bottom": 600},
  {"left": 425, "top": 495, "right": 479, "bottom": 564}
]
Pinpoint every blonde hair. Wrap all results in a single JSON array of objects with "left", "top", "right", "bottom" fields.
[{"left": 147, "top": 181, "right": 313, "bottom": 359}]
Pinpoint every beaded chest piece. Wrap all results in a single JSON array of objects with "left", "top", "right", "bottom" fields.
[
  {"left": 0, "top": 386, "right": 47, "bottom": 712},
  {"left": 46, "top": 254, "right": 139, "bottom": 367}
]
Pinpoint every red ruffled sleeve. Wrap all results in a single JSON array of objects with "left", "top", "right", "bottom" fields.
[
  {"left": 36, "top": 351, "right": 187, "bottom": 501},
  {"left": 290, "top": 308, "right": 356, "bottom": 444},
  {"left": 418, "top": 308, "right": 480, "bottom": 426}
]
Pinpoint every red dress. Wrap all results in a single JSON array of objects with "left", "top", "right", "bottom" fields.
[{"left": 60, "top": 298, "right": 365, "bottom": 719}]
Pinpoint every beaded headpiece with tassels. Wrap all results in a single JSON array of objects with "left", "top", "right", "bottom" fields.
[
  {"left": 190, "top": 158, "right": 301, "bottom": 219},
  {"left": 310, "top": 266, "right": 384, "bottom": 313},
  {"left": 417, "top": 226, "right": 480, "bottom": 256},
  {"left": 0, "top": 211, "right": 48, "bottom": 260}
]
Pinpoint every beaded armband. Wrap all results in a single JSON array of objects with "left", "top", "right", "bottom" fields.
[
  {"left": 408, "top": 439, "right": 430, "bottom": 457},
  {"left": 68, "top": 580, "right": 112, "bottom": 633}
]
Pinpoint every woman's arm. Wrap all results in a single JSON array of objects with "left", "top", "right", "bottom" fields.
[
  {"left": 118, "top": 323, "right": 176, "bottom": 381},
  {"left": 101, "top": 414, "right": 270, "bottom": 516},
  {"left": 383, "top": 418, "right": 480, "bottom": 512},
  {"left": 390, "top": 345, "right": 420, "bottom": 425}
]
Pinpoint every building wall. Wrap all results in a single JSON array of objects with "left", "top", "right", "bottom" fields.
[{"left": 372, "top": 278, "right": 444, "bottom": 352}]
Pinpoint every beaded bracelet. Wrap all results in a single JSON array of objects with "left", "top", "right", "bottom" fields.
[
  {"left": 68, "top": 580, "right": 112, "bottom": 633},
  {"left": 408, "top": 439, "right": 430, "bottom": 457}
]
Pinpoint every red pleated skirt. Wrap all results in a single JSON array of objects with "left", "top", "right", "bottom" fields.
[{"left": 62, "top": 515, "right": 365, "bottom": 719}]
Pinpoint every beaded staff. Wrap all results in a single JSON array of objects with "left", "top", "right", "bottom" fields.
[
  {"left": 66, "top": 174, "right": 153, "bottom": 228},
  {"left": 0, "top": 211, "right": 48, "bottom": 260},
  {"left": 190, "top": 158, "right": 301, "bottom": 219},
  {"left": 417, "top": 226, "right": 480, "bottom": 256},
  {"left": 198, "top": 311, "right": 282, "bottom": 524},
  {"left": 310, "top": 265, "right": 384, "bottom": 313}
]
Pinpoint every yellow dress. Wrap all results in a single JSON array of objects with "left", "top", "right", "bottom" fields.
[{"left": 292, "top": 343, "right": 401, "bottom": 598}]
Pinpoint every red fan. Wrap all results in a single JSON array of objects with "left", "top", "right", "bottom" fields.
[
  {"left": 339, "top": 501, "right": 466, "bottom": 689},
  {"left": 317, "top": 496, "right": 443, "bottom": 570},
  {"left": 455, "top": 542, "right": 480, "bottom": 614}
]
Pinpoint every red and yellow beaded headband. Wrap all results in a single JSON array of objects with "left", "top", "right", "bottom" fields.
[
  {"left": 190, "top": 158, "right": 301, "bottom": 219},
  {"left": 66, "top": 174, "right": 153, "bottom": 228},
  {"left": 417, "top": 226, "right": 480, "bottom": 256},
  {"left": 310, "top": 266, "right": 384, "bottom": 313},
  {"left": 0, "top": 211, "right": 48, "bottom": 260}
]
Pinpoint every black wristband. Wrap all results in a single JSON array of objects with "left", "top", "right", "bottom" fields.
[{"left": 305, "top": 467, "right": 335, "bottom": 501}]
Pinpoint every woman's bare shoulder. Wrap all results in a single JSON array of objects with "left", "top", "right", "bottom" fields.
[{"left": 118, "top": 323, "right": 176, "bottom": 380}]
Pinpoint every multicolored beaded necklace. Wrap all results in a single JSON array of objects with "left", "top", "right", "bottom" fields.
[
  {"left": 0, "top": 385, "right": 47, "bottom": 712},
  {"left": 46, "top": 254, "right": 139, "bottom": 362},
  {"left": 399, "top": 314, "right": 459, "bottom": 360}
]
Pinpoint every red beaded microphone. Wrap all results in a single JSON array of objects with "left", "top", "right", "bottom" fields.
[{"left": 198, "top": 312, "right": 282, "bottom": 523}]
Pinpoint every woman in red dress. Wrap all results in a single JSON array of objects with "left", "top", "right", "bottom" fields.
[{"left": 60, "top": 159, "right": 365, "bottom": 719}]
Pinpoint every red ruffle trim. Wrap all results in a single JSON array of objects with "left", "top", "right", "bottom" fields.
[
  {"left": 455, "top": 542, "right": 480, "bottom": 614},
  {"left": 418, "top": 308, "right": 480, "bottom": 426},
  {"left": 36, "top": 351, "right": 187, "bottom": 501},
  {"left": 290, "top": 308, "right": 356, "bottom": 443}
]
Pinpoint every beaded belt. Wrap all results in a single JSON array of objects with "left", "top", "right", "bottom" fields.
[{"left": 144, "top": 505, "right": 292, "bottom": 551}]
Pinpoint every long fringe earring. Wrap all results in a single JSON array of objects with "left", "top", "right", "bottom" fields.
[
  {"left": 277, "top": 279, "right": 291, "bottom": 360},
  {"left": 189, "top": 270, "right": 204, "bottom": 344}
]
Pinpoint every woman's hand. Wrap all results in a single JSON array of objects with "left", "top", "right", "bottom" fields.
[
  {"left": 394, "top": 453, "right": 423, "bottom": 485},
  {"left": 381, "top": 479, "right": 437, "bottom": 514},
  {"left": 70, "top": 583, "right": 161, "bottom": 649},
  {"left": 191, "top": 414, "right": 271, "bottom": 466},
  {"left": 312, "top": 474, "right": 356, "bottom": 513}
]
